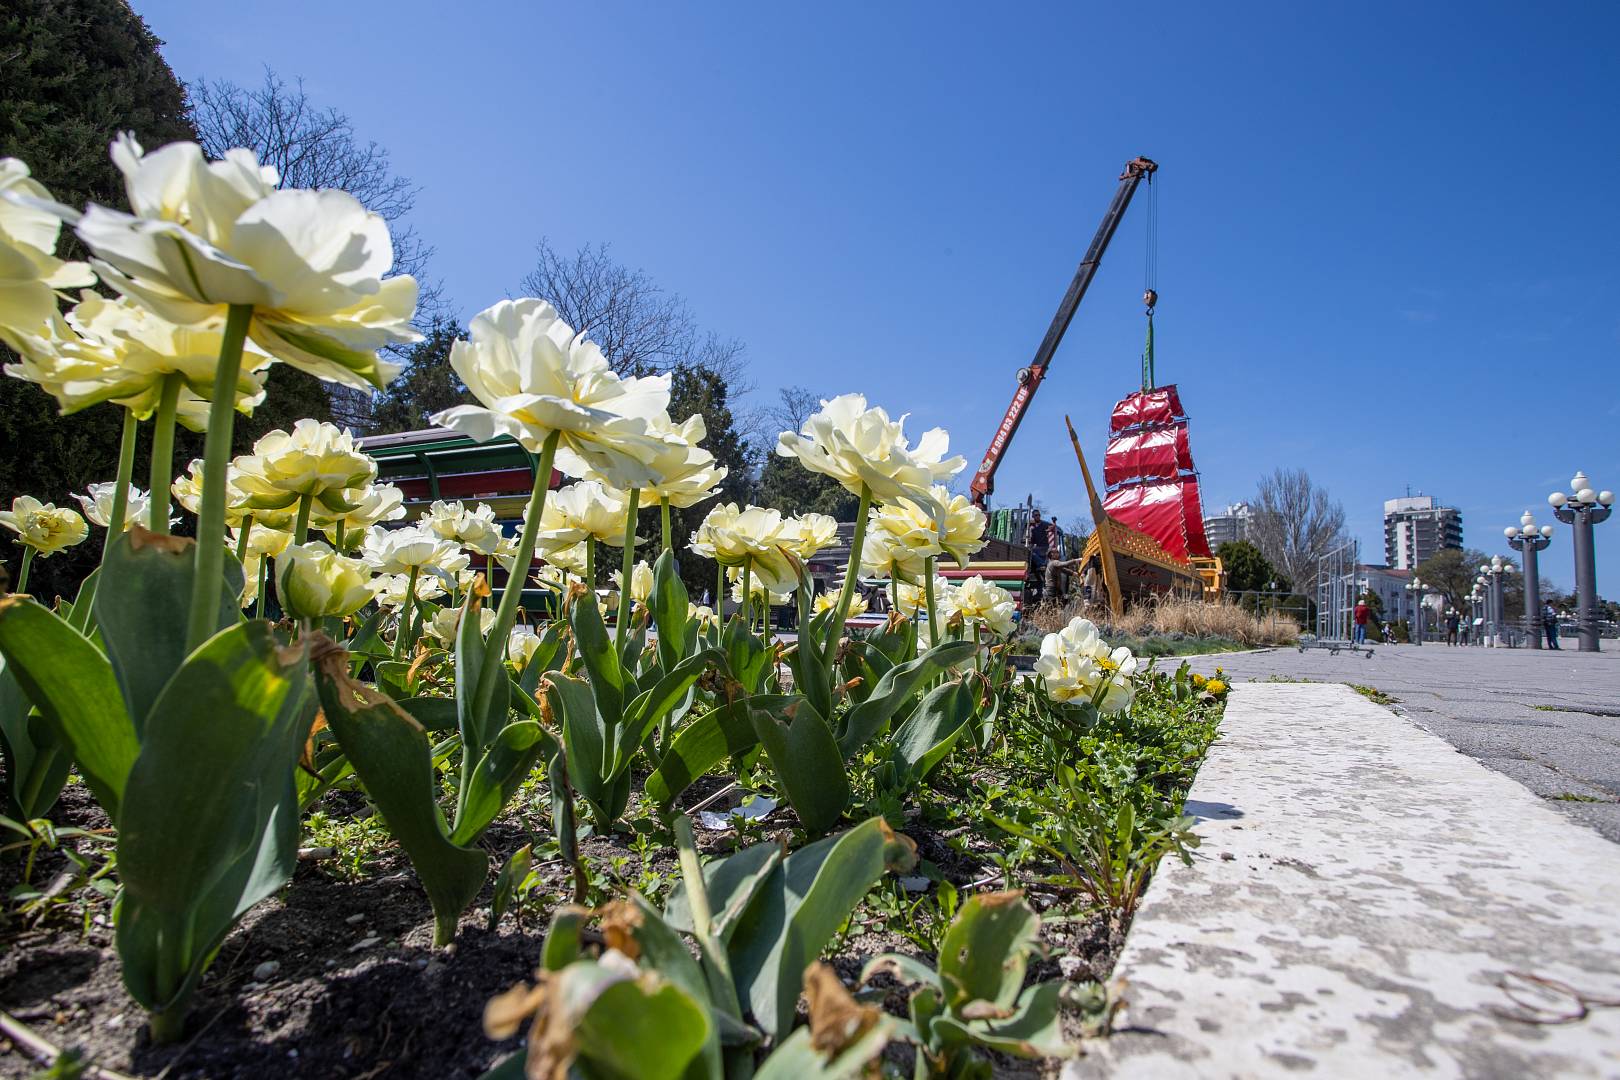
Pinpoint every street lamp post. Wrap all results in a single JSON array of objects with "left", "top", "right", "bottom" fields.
[
  {"left": 1505, "top": 510, "right": 1554, "bottom": 650},
  {"left": 1478, "top": 557, "right": 1512, "bottom": 647},
  {"left": 1468, "top": 586, "right": 1483, "bottom": 646},
  {"left": 1549, "top": 471, "right": 1614, "bottom": 653},
  {"left": 1404, "top": 576, "right": 1426, "bottom": 646}
]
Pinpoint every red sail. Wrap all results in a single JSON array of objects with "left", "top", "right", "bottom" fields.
[
  {"left": 1103, "top": 423, "right": 1192, "bottom": 486},
  {"left": 1109, "top": 386, "right": 1185, "bottom": 433},
  {"left": 1101, "top": 384, "right": 1212, "bottom": 561}
]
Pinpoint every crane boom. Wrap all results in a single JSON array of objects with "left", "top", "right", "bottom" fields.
[{"left": 969, "top": 156, "right": 1157, "bottom": 508}]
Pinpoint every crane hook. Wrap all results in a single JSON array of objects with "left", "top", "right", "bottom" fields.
[{"left": 1143, "top": 288, "right": 1157, "bottom": 314}]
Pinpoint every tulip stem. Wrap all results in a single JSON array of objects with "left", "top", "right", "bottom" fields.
[
  {"left": 15, "top": 547, "right": 35, "bottom": 595},
  {"left": 615, "top": 487, "right": 640, "bottom": 655},
  {"left": 235, "top": 515, "right": 255, "bottom": 564},
  {"left": 335, "top": 520, "right": 347, "bottom": 553},
  {"left": 186, "top": 303, "right": 253, "bottom": 652},
  {"left": 398, "top": 566, "right": 419, "bottom": 658},
  {"left": 924, "top": 555, "right": 940, "bottom": 645},
  {"left": 147, "top": 374, "right": 182, "bottom": 535},
  {"left": 660, "top": 497, "right": 672, "bottom": 554},
  {"left": 293, "top": 493, "right": 313, "bottom": 546},
  {"left": 105, "top": 409, "right": 139, "bottom": 549},
  {"left": 584, "top": 540, "right": 594, "bottom": 589},
  {"left": 716, "top": 563, "right": 724, "bottom": 618},
  {"left": 740, "top": 561, "right": 752, "bottom": 629},
  {"left": 471, "top": 431, "right": 559, "bottom": 734},
  {"left": 826, "top": 485, "right": 872, "bottom": 666},
  {"left": 254, "top": 558, "right": 266, "bottom": 620}
]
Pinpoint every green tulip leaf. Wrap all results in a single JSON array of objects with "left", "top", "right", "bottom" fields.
[
  {"left": 836, "top": 639, "right": 977, "bottom": 757},
  {"left": 450, "top": 719, "right": 553, "bottom": 846},
  {"left": 748, "top": 697, "right": 849, "bottom": 836},
  {"left": 937, "top": 890, "right": 1040, "bottom": 1010},
  {"left": 95, "top": 529, "right": 242, "bottom": 738},
  {"left": 932, "top": 980, "right": 1074, "bottom": 1060},
  {"left": 116, "top": 622, "right": 310, "bottom": 1020},
  {"left": 889, "top": 679, "right": 975, "bottom": 780},
  {"left": 0, "top": 595, "right": 136, "bottom": 817},
  {"left": 731, "top": 817, "right": 917, "bottom": 1039},
  {"left": 644, "top": 696, "right": 792, "bottom": 810},
  {"left": 310, "top": 639, "right": 488, "bottom": 946}
]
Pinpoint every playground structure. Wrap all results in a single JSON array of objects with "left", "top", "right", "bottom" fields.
[{"left": 356, "top": 426, "right": 559, "bottom": 609}]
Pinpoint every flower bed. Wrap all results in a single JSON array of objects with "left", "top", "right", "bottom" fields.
[{"left": 1, "top": 134, "right": 1227, "bottom": 1079}]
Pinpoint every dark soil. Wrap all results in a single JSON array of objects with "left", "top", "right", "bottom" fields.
[{"left": 2, "top": 780, "right": 1129, "bottom": 1079}]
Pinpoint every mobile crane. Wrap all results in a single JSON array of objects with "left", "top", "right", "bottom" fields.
[{"left": 968, "top": 156, "right": 1157, "bottom": 509}]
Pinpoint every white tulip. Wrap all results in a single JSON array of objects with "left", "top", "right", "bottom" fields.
[
  {"left": 430, "top": 299, "right": 672, "bottom": 487},
  {"left": 276, "top": 541, "right": 374, "bottom": 618},
  {"left": 232, "top": 420, "right": 377, "bottom": 515},
  {"left": 0, "top": 157, "right": 95, "bottom": 351},
  {"left": 363, "top": 524, "right": 471, "bottom": 582},
  {"left": 776, "top": 393, "right": 965, "bottom": 521},
  {"left": 70, "top": 135, "right": 418, "bottom": 390},
  {"left": 0, "top": 495, "right": 88, "bottom": 556},
  {"left": 610, "top": 560, "right": 655, "bottom": 604},
  {"left": 74, "top": 482, "right": 173, "bottom": 531},
  {"left": 423, "top": 499, "right": 504, "bottom": 555}
]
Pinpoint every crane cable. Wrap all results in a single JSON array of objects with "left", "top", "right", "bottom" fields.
[{"left": 1141, "top": 172, "right": 1159, "bottom": 391}]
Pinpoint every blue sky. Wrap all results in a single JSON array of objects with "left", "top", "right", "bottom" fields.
[{"left": 139, "top": 0, "right": 1619, "bottom": 593}]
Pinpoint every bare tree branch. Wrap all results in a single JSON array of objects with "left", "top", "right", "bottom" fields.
[{"left": 1249, "top": 468, "right": 1349, "bottom": 597}]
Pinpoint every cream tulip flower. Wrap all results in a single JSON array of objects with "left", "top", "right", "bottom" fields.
[
  {"left": 688, "top": 503, "right": 786, "bottom": 567},
  {"left": 422, "top": 499, "right": 504, "bottom": 555},
  {"left": 74, "top": 482, "right": 173, "bottom": 531},
  {"left": 362, "top": 524, "right": 470, "bottom": 583},
  {"left": 232, "top": 420, "right": 377, "bottom": 515},
  {"left": 728, "top": 569, "right": 791, "bottom": 608},
  {"left": 636, "top": 413, "right": 727, "bottom": 508},
  {"left": 813, "top": 590, "right": 868, "bottom": 619},
  {"left": 537, "top": 541, "right": 590, "bottom": 579},
  {"left": 775, "top": 393, "right": 965, "bottom": 520},
  {"left": 610, "top": 560, "right": 655, "bottom": 605},
  {"left": 0, "top": 496, "right": 89, "bottom": 557},
  {"left": 368, "top": 570, "right": 447, "bottom": 609},
  {"left": 429, "top": 299, "right": 672, "bottom": 487},
  {"left": 0, "top": 158, "right": 95, "bottom": 351},
  {"left": 318, "top": 482, "right": 406, "bottom": 545},
  {"left": 172, "top": 458, "right": 292, "bottom": 530},
  {"left": 231, "top": 522, "right": 293, "bottom": 559},
  {"left": 5, "top": 291, "right": 272, "bottom": 422},
  {"left": 860, "top": 528, "right": 929, "bottom": 584},
  {"left": 782, "top": 513, "right": 839, "bottom": 559},
  {"left": 947, "top": 575, "right": 1016, "bottom": 636},
  {"left": 893, "top": 575, "right": 953, "bottom": 619},
  {"left": 276, "top": 542, "right": 374, "bottom": 619},
  {"left": 531, "top": 480, "right": 629, "bottom": 550},
  {"left": 71, "top": 135, "right": 418, "bottom": 390},
  {"left": 426, "top": 605, "right": 496, "bottom": 644},
  {"left": 507, "top": 625, "right": 543, "bottom": 667}
]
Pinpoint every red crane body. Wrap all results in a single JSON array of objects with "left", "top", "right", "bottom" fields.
[{"left": 969, "top": 156, "right": 1158, "bottom": 509}]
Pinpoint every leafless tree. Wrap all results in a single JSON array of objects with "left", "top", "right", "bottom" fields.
[
  {"left": 188, "top": 69, "right": 443, "bottom": 428},
  {"left": 519, "top": 240, "right": 698, "bottom": 376},
  {"left": 765, "top": 387, "right": 822, "bottom": 436},
  {"left": 1249, "top": 468, "right": 1349, "bottom": 597}
]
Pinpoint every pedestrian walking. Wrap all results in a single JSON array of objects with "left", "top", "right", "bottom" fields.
[
  {"left": 1353, "top": 599, "right": 1370, "bottom": 645},
  {"left": 1444, "top": 609, "right": 1460, "bottom": 646},
  {"left": 1544, "top": 602, "right": 1561, "bottom": 650}
]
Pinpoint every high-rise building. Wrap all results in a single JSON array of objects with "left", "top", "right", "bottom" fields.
[
  {"left": 1383, "top": 495, "right": 1463, "bottom": 569},
  {"left": 1203, "top": 502, "right": 1253, "bottom": 548}
]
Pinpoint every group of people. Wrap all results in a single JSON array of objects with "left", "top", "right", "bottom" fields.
[
  {"left": 1350, "top": 598, "right": 1563, "bottom": 649},
  {"left": 1025, "top": 509, "right": 1104, "bottom": 609}
]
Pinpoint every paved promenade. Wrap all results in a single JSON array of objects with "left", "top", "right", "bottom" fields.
[
  {"left": 1181, "top": 644, "right": 1620, "bottom": 841},
  {"left": 1072, "top": 681, "right": 1620, "bottom": 1078}
]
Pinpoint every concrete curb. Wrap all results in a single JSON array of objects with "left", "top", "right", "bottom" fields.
[{"left": 1067, "top": 681, "right": 1620, "bottom": 1078}]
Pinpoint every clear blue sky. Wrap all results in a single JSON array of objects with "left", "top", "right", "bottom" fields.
[{"left": 138, "top": 0, "right": 1619, "bottom": 594}]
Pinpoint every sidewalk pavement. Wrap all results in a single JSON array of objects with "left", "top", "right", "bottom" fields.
[
  {"left": 1180, "top": 644, "right": 1620, "bottom": 842},
  {"left": 1070, "top": 681, "right": 1620, "bottom": 1078}
]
